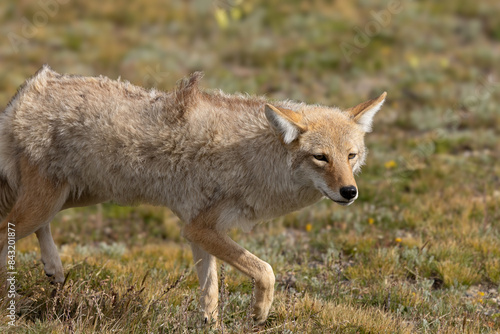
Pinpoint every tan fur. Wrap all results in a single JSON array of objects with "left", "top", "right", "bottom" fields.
[
  {"left": 0, "top": 65, "right": 386, "bottom": 324},
  {"left": 0, "top": 157, "right": 69, "bottom": 282}
]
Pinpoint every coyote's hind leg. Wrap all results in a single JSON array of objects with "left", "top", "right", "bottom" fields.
[
  {"left": 0, "top": 157, "right": 69, "bottom": 283},
  {"left": 36, "top": 224, "right": 64, "bottom": 283}
]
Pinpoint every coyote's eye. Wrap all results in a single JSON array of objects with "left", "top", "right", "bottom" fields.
[
  {"left": 313, "top": 154, "right": 328, "bottom": 163},
  {"left": 348, "top": 153, "right": 357, "bottom": 160}
]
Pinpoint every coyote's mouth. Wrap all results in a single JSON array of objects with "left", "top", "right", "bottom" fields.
[
  {"left": 333, "top": 200, "right": 351, "bottom": 206},
  {"left": 319, "top": 189, "right": 355, "bottom": 206}
]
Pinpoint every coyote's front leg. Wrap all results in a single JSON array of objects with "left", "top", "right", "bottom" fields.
[{"left": 184, "top": 215, "right": 275, "bottom": 325}]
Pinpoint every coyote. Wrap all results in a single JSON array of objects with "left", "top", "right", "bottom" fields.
[{"left": 0, "top": 65, "right": 386, "bottom": 324}]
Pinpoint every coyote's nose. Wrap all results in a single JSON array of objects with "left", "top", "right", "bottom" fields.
[{"left": 340, "top": 186, "right": 357, "bottom": 200}]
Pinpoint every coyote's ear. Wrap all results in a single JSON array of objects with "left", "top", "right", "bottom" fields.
[
  {"left": 346, "top": 92, "right": 387, "bottom": 133},
  {"left": 265, "top": 104, "right": 306, "bottom": 144}
]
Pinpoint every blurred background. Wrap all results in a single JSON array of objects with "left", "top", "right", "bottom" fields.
[{"left": 0, "top": 0, "right": 499, "bottom": 332}]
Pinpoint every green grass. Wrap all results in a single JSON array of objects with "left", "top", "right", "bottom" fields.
[{"left": 1, "top": 0, "right": 500, "bottom": 332}]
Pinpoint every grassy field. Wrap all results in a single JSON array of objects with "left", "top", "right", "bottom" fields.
[{"left": 1, "top": 0, "right": 500, "bottom": 332}]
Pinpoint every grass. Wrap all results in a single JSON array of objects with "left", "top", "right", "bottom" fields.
[{"left": 1, "top": 0, "right": 500, "bottom": 332}]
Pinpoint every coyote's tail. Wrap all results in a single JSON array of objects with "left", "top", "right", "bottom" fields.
[
  {"left": 0, "top": 175, "right": 17, "bottom": 221},
  {"left": 0, "top": 104, "right": 20, "bottom": 221}
]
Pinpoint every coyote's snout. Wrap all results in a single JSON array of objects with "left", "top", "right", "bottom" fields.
[{"left": 0, "top": 65, "right": 386, "bottom": 324}]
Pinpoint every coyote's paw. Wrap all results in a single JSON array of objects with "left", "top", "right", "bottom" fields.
[
  {"left": 42, "top": 260, "right": 64, "bottom": 284},
  {"left": 252, "top": 301, "right": 271, "bottom": 325},
  {"left": 203, "top": 311, "right": 218, "bottom": 327}
]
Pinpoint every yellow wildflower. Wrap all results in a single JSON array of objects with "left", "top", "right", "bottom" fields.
[
  {"left": 395, "top": 237, "right": 402, "bottom": 243},
  {"left": 440, "top": 57, "right": 449, "bottom": 68},
  {"left": 368, "top": 218, "right": 374, "bottom": 225},
  {"left": 408, "top": 55, "right": 419, "bottom": 68},
  {"left": 214, "top": 8, "right": 229, "bottom": 29},
  {"left": 385, "top": 160, "right": 397, "bottom": 169},
  {"left": 230, "top": 7, "right": 242, "bottom": 20},
  {"left": 305, "top": 223, "right": 313, "bottom": 232}
]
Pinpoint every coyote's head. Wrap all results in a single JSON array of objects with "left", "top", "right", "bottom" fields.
[{"left": 265, "top": 92, "right": 386, "bottom": 206}]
